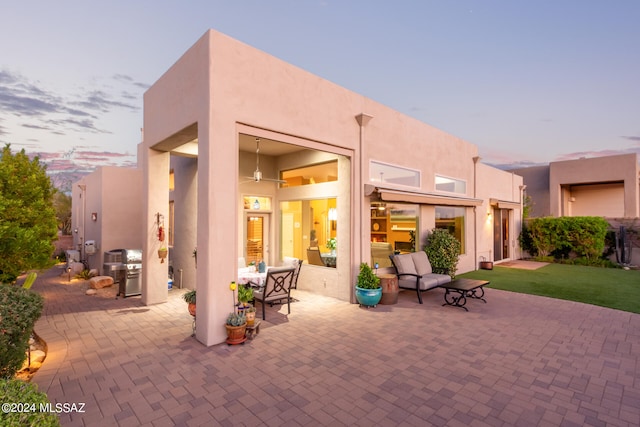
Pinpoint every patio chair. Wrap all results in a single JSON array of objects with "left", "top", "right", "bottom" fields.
[
  {"left": 306, "top": 248, "right": 325, "bottom": 266},
  {"left": 283, "top": 257, "right": 302, "bottom": 289},
  {"left": 252, "top": 266, "right": 295, "bottom": 320}
]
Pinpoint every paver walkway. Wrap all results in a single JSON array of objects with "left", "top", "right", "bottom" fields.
[{"left": 29, "top": 265, "right": 640, "bottom": 426}]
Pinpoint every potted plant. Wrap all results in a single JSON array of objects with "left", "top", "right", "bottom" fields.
[
  {"left": 226, "top": 282, "right": 247, "bottom": 344},
  {"left": 225, "top": 312, "right": 247, "bottom": 345},
  {"left": 326, "top": 237, "right": 337, "bottom": 256},
  {"left": 236, "top": 284, "right": 254, "bottom": 311},
  {"left": 182, "top": 289, "right": 196, "bottom": 317},
  {"left": 245, "top": 305, "right": 257, "bottom": 327},
  {"left": 158, "top": 246, "right": 168, "bottom": 263},
  {"left": 354, "top": 262, "right": 382, "bottom": 307}
]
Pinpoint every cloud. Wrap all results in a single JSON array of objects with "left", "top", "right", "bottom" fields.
[
  {"left": 621, "top": 135, "right": 640, "bottom": 143},
  {"left": 72, "top": 89, "right": 139, "bottom": 113},
  {"left": 0, "top": 68, "right": 146, "bottom": 141},
  {"left": 0, "top": 71, "right": 63, "bottom": 117},
  {"left": 29, "top": 148, "right": 138, "bottom": 191},
  {"left": 112, "top": 73, "right": 149, "bottom": 90}
]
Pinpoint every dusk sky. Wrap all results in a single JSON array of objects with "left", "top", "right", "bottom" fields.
[{"left": 1, "top": 0, "right": 639, "bottom": 187}]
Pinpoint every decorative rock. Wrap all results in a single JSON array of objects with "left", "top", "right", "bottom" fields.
[
  {"left": 86, "top": 289, "right": 98, "bottom": 295},
  {"left": 89, "top": 276, "right": 114, "bottom": 289},
  {"left": 31, "top": 350, "right": 46, "bottom": 364},
  {"left": 89, "top": 268, "right": 99, "bottom": 277}
]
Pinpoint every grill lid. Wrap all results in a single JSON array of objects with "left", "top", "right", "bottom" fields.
[{"left": 122, "top": 249, "right": 142, "bottom": 264}]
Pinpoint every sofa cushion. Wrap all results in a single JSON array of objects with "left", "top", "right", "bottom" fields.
[
  {"left": 393, "top": 254, "right": 417, "bottom": 276},
  {"left": 418, "top": 275, "right": 441, "bottom": 290},
  {"left": 411, "top": 251, "right": 432, "bottom": 275}
]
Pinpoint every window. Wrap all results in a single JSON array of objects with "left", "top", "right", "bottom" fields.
[
  {"left": 435, "top": 175, "right": 466, "bottom": 194},
  {"left": 280, "top": 198, "right": 337, "bottom": 268},
  {"left": 243, "top": 196, "right": 271, "bottom": 211},
  {"left": 281, "top": 161, "right": 338, "bottom": 187},
  {"left": 435, "top": 206, "right": 465, "bottom": 254},
  {"left": 370, "top": 161, "right": 420, "bottom": 188}
]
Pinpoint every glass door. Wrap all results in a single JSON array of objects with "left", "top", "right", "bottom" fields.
[
  {"left": 493, "top": 208, "right": 510, "bottom": 261},
  {"left": 246, "top": 214, "right": 270, "bottom": 265}
]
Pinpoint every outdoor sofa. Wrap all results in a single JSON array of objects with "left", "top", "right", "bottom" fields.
[{"left": 389, "top": 251, "right": 452, "bottom": 304}]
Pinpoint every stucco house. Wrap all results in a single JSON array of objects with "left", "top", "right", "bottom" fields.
[
  {"left": 139, "top": 30, "right": 524, "bottom": 346},
  {"left": 71, "top": 166, "right": 143, "bottom": 273},
  {"left": 511, "top": 153, "right": 640, "bottom": 219}
]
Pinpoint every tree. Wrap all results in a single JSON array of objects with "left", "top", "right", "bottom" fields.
[
  {"left": 53, "top": 191, "right": 72, "bottom": 234},
  {"left": 0, "top": 144, "right": 58, "bottom": 284}
]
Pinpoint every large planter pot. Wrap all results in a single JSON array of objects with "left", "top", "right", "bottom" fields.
[
  {"left": 355, "top": 286, "right": 382, "bottom": 307},
  {"left": 225, "top": 323, "right": 247, "bottom": 345}
]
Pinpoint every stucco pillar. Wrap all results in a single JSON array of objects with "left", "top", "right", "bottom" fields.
[
  {"left": 194, "top": 122, "right": 237, "bottom": 346},
  {"left": 142, "top": 147, "right": 170, "bottom": 305}
]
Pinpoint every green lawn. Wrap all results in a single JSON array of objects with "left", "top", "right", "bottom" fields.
[{"left": 459, "top": 263, "right": 640, "bottom": 314}]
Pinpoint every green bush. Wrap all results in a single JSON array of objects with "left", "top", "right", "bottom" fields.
[
  {"left": 528, "top": 216, "right": 610, "bottom": 263},
  {"left": 0, "top": 378, "right": 60, "bottom": 426},
  {"left": 0, "top": 285, "right": 44, "bottom": 379},
  {"left": 423, "top": 228, "right": 461, "bottom": 278}
]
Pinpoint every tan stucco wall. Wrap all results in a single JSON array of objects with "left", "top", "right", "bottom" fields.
[
  {"left": 143, "top": 30, "right": 522, "bottom": 345},
  {"left": 72, "top": 167, "right": 143, "bottom": 272},
  {"left": 550, "top": 154, "right": 639, "bottom": 218},
  {"left": 476, "top": 164, "right": 524, "bottom": 264}
]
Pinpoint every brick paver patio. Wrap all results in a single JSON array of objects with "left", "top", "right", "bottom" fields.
[{"left": 30, "top": 265, "right": 640, "bottom": 426}]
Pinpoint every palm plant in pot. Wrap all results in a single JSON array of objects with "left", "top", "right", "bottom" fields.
[
  {"left": 355, "top": 262, "right": 382, "bottom": 307},
  {"left": 236, "top": 283, "right": 256, "bottom": 326}
]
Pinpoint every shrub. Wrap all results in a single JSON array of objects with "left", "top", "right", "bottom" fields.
[
  {"left": 423, "top": 228, "right": 461, "bottom": 278},
  {"left": 74, "top": 269, "right": 95, "bottom": 280},
  {"left": 0, "top": 285, "right": 44, "bottom": 379},
  {"left": 356, "top": 262, "right": 380, "bottom": 289},
  {"left": 0, "top": 378, "right": 60, "bottom": 426},
  {"left": 528, "top": 216, "right": 609, "bottom": 262}
]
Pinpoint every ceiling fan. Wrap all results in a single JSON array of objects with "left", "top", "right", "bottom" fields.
[{"left": 242, "top": 138, "right": 287, "bottom": 184}]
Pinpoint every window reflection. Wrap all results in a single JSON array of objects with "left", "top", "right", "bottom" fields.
[
  {"left": 435, "top": 206, "right": 466, "bottom": 254},
  {"left": 281, "top": 198, "right": 337, "bottom": 268},
  {"left": 370, "top": 203, "right": 418, "bottom": 267}
]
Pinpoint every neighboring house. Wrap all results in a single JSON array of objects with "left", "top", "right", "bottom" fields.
[
  {"left": 71, "top": 166, "right": 143, "bottom": 273},
  {"left": 511, "top": 153, "right": 640, "bottom": 218},
  {"left": 140, "top": 29, "right": 524, "bottom": 346}
]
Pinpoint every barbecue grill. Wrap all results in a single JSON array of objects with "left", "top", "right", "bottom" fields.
[{"left": 103, "top": 249, "right": 142, "bottom": 298}]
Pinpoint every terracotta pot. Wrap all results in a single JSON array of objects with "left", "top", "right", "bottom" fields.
[
  {"left": 245, "top": 310, "right": 256, "bottom": 326},
  {"left": 480, "top": 261, "right": 493, "bottom": 270},
  {"left": 225, "top": 323, "right": 247, "bottom": 345},
  {"left": 188, "top": 303, "right": 196, "bottom": 317}
]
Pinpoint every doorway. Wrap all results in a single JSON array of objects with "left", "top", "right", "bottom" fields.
[
  {"left": 493, "top": 208, "right": 510, "bottom": 261},
  {"left": 246, "top": 213, "right": 270, "bottom": 265}
]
